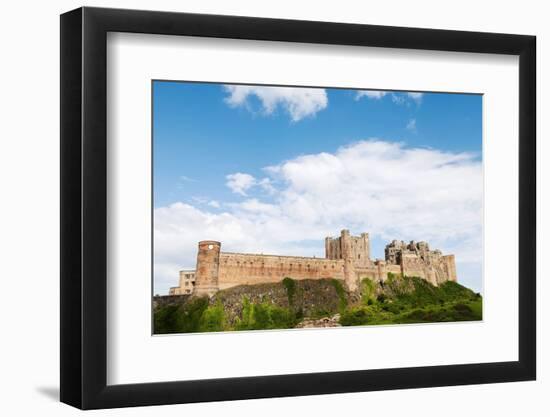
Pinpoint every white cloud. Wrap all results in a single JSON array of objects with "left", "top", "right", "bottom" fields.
[
  {"left": 354, "top": 90, "right": 424, "bottom": 105},
  {"left": 225, "top": 172, "right": 275, "bottom": 196},
  {"left": 406, "top": 118, "right": 417, "bottom": 131},
  {"left": 355, "top": 90, "right": 388, "bottom": 100},
  {"left": 155, "top": 140, "right": 482, "bottom": 294},
  {"left": 225, "top": 172, "right": 256, "bottom": 195},
  {"left": 391, "top": 94, "right": 406, "bottom": 105},
  {"left": 208, "top": 200, "right": 220, "bottom": 208},
  {"left": 223, "top": 85, "right": 328, "bottom": 122},
  {"left": 389, "top": 92, "right": 424, "bottom": 105},
  {"left": 407, "top": 92, "right": 424, "bottom": 103},
  {"left": 257, "top": 177, "right": 276, "bottom": 195}
]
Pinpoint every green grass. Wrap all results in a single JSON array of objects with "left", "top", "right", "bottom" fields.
[
  {"left": 340, "top": 276, "right": 482, "bottom": 327},
  {"left": 361, "top": 278, "right": 377, "bottom": 305}
]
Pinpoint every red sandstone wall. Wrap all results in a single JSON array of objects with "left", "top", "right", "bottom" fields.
[
  {"left": 443, "top": 255, "right": 457, "bottom": 282},
  {"left": 217, "top": 252, "right": 346, "bottom": 290},
  {"left": 355, "top": 263, "right": 402, "bottom": 282},
  {"left": 401, "top": 255, "right": 430, "bottom": 282}
]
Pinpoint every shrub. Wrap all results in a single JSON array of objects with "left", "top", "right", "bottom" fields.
[
  {"left": 452, "top": 303, "right": 472, "bottom": 313},
  {"left": 153, "top": 296, "right": 210, "bottom": 334},
  {"left": 340, "top": 307, "right": 374, "bottom": 326},
  {"left": 235, "top": 297, "right": 297, "bottom": 330},
  {"left": 387, "top": 272, "right": 397, "bottom": 281},
  {"left": 310, "top": 307, "right": 333, "bottom": 319},
  {"left": 235, "top": 297, "right": 254, "bottom": 330},
  {"left": 361, "top": 278, "right": 376, "bottom": 305},
  {"left": 268, "top": 305, "right": 296, "bottom": 329},
  {"left": 179, "top": 297, "right": 209, "bottom": 332},
  {"left": 199, "top": 302, "right": 225, "bottom": 332},
  {"left": 153, "top": 305, "right": 182, "bottom": 334},
  {"left": 282, "top": 277, "right": 296, "bottom": 306},
  {"left": 330, "top": 279, "right": 348, "bottom": 313}
]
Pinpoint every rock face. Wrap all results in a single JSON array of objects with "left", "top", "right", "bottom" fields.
[
  {"left": 295, "top": 314, "right": 342, "bottom": 328},
  {"left": 153, "top": 294, "right": 191, "bottom": 310},
  {"left": 211, "top": 279, "right": 345, "bottom": 326}
]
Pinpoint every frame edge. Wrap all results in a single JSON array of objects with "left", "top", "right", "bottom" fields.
[{"left": 60, "top": 7, "right": 84, "bottom": 409}]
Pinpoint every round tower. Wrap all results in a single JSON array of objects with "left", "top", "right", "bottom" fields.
[{"left": 193, "top": 240, "right": 221, "bottom": 297}]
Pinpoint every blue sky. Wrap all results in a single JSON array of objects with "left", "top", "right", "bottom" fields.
[{"left": 153, "top": 81, "right": 482, "bottom": 294}]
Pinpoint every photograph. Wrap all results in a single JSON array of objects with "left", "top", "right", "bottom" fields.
[
  {"left": 0, "top": 0, "right": 542, "bottom": 414},
  {"left": 152, "top": 81, "right": 483, "bottom": 334}
]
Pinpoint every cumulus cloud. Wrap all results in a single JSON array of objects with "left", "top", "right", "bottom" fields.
[
  {"left": 155, "top": 140, "right": 482, "bottom": 294},
  {"left": 225, "top": 172, "right": 275, "bottom": 196},
  {"left": 225, "top": 172, "right": 256, "bottom": 196},
  {"left": 223, "top": 85, "right": 328, "bottom": 122},
  {"left": 355, "top": 90, "right": 388, "bottom": 100}
]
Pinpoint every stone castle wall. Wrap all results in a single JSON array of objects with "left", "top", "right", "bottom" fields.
[
  {"left": 217, "top": 253, "right": 346, "bottom": 290},
  {"left": 183, "top": 230, "right": 458, "bottom": 297}
]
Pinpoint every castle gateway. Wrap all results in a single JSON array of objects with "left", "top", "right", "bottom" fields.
[{"left": 170, "top": 230, "right": 457, "bottom": 297}]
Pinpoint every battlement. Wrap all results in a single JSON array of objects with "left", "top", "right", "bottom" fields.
[{"left": 384, "top": 239, "right": 456, "bottom": 285}]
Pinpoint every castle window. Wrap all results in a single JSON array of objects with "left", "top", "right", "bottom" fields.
[{"left": 358, "top": 254, "right": 361, "bottom": 259}]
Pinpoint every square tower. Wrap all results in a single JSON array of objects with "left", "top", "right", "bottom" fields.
[{"left": 325, "top": 230, "right": 371, "bottom": 267}]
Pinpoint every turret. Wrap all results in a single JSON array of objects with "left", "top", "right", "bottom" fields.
[{"left": 193, "top": 240, "right": 221, "bottom": 297}]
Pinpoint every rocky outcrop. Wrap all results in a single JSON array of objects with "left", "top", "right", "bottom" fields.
[
  {"left": 211, "top": 279, "right": 345, "bottom": 325},
  {"left": 295, "top": 314, "right": 342, "bottom": 328}
]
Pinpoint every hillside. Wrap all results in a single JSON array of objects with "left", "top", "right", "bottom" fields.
[{"left": 154, "top": 275, "right": 482, "bottom": 334}]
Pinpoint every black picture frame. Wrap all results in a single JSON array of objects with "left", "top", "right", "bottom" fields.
[{"left": 60, "top": 6, "right": 536, "bottom": 410}]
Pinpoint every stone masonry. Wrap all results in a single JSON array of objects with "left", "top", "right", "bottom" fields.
[
  {"left": 170, "top": 230, "right": 457, "bottom": 297},
  {"left": 168, "top": 270, "right": 196, "bottom": 295}
]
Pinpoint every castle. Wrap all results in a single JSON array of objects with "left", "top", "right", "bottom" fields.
[{"left": 169, "top": 230, "right": 457, "bottom": 297}]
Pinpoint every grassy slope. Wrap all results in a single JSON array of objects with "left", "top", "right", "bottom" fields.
[
  {"left": 154, "top": 276, "right": 482, "bottom": 334},
  {"left": 340, "top": 276, "right": 482, "bottom": 326}
]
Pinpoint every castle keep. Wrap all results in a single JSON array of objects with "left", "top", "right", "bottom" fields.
[{"left": 169, "top": 230, "right": 457, "bottom": 297}]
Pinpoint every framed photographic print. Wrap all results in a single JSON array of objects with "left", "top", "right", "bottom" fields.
[{"left": 60, "top": 6, "right": 536, "bottom": 410}]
